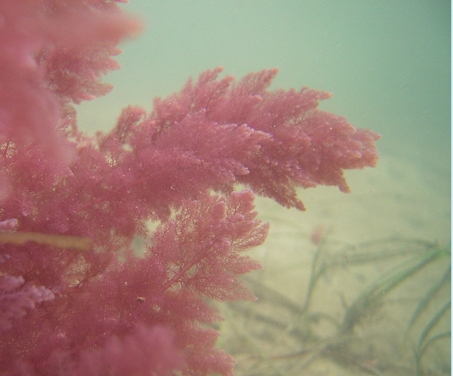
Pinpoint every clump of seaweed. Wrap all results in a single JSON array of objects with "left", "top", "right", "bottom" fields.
[{"left": 217, "top": 235, "right": 451, "bottom": 376}]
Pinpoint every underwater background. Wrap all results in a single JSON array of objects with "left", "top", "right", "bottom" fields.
[
  {"left": 77, "top": 1, "right": 451, "bottom": 375},
  {"left": 78, "top": 0, "right": 450, "bottom": 242}
]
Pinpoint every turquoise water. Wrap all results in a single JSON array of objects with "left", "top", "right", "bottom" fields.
[
  {"left": 79, "top": 0, "right": 450, "bottom": 174},
  {"left": 78, "top": 0, "right": 450, "bottom": 239}
]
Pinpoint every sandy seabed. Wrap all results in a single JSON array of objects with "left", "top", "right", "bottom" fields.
[{"left": 218, "top": 153, "right": 451, "bottom": 376}]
